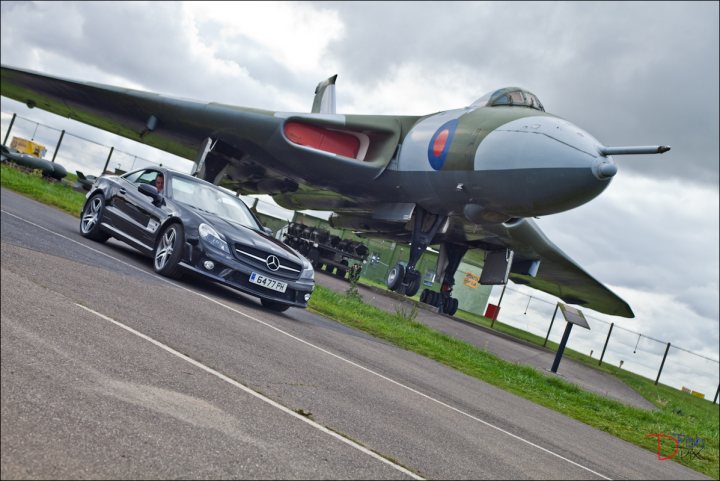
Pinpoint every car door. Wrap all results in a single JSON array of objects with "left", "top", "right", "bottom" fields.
[{"left": 112, "top": 170, "right": 166, "bottom": 253}]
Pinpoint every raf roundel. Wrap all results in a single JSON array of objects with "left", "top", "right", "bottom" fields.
[{"left": 427, "top": 119, "right": 459, "bottom": 170}]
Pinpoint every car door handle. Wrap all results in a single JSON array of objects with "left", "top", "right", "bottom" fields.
[{"left": 119, "top": 188, "right": 126, "bottom": 195}]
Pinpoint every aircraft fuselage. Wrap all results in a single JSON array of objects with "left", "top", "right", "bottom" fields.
[{"left": 266, "top": 104, "right": 616, "bottom": 228}]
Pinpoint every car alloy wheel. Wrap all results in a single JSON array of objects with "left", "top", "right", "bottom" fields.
[
  {"left": 79, "top": 194, "right": 109, "bottom": 242},
  {"left": 154, "top": 223, "right": 184, "bottom": 278}
]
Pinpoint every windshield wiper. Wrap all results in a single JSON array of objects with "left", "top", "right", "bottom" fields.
[{"left": 190, "top": 205, "right": 213, "bottom": 214}]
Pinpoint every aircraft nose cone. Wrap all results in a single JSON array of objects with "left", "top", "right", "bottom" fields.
[
  {"left": 593, "top": 159, "right": 618, "bottom": 179},
  {"left": 473, "top": 116, "right": 615, "bottom": 216}
]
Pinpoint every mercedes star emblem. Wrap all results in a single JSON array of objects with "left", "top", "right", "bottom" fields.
[{"left": 266, "top": 255, "right": 280, "bottom": 271}]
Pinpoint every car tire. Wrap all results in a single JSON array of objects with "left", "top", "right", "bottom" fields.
[
  {"left": 261, "top": 298, "right": 290, "bottom": 312},
  {"left": 154, "top": 222, "right": 184, "bottom": 278},
  {"left": 79, "top": 194, "right": 110, "bottom": 242}
]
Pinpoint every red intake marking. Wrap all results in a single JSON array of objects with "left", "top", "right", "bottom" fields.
[
  {"left": 284, "top": 122, "right": 360, "bottom": 158},
  {"left": 433, "top": 129, "right": 449, "bottom": 157}
]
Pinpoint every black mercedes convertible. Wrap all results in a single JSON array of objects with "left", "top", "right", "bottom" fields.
[{"left": 79, "top": 167, "right": 314, "bottom": 312}]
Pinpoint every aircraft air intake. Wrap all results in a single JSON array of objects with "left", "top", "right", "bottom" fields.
[{"left": 284, "top": 122, "right": 361, "bottom": 159}]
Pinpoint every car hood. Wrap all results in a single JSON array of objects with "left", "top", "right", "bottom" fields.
[{"left": 189, "top": 208, "right": 305, "bottom": 264}]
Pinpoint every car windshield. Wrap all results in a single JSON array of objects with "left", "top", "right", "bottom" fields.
[{"left": 170, "top": 176, "right": 261, "bottom": 229}]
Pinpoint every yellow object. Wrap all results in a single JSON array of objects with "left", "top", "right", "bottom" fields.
[
  {"left": 10, "top": 137, "right": 47, "bottom": 158},
  {"left": 681, "top": 386, "right": 705, "bottom": 398},
  {"left": 463, "top": 272, "right": 480, "bottom": 288}
]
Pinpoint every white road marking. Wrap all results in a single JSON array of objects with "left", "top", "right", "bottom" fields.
[
  {"left": 74, "top": 303, "right": 422, "bottom": 480},
  {"left": 1, "top": 209, "right": 611, "bottom": 480}
]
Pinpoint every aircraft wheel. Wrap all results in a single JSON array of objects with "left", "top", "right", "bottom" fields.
[
  {"left": 444, "top": 297, "right": 459, "bottom": 316},
  {"left": 426, "top": 291, "right": 437, "bottom": 307},
  {"left": 404, "top": 270, "right": 421, "bottom": 297},
  {"left": 79, "top": 194, "right": 110, "bottom": 242},
  {"left": 420, "top": 288, "right": 430, "bottom": 303},
  {"left": 387, "top": 263, "right": 405, "bottom": 292}
]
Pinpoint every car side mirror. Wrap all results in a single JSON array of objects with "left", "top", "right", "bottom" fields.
[
  {"left": 262, "top": 226, "right": 273, "bottom": 237},
  {"left": 138, "top": 183, "right": 160, "bottom": 202}
]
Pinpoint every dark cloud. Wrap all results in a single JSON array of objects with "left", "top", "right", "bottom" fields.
[
  {"left": 322, "top": 1, "right": 719, "bottom": 186},
  {"left": 0, "top": 2, "right": 309, "bottom": 110}
]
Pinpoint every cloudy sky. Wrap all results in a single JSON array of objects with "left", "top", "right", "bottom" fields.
[{"left": 1, "top": 1, "right": 717, "bottom": 395}]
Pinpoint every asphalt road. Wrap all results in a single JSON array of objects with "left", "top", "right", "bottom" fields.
[{"left": 0, "top": 188, "right": 707, "bottom": 480}]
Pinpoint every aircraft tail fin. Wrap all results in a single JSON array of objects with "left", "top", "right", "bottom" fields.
[{"left": 311, "top": 75, "right": 337, "bottom": 114}]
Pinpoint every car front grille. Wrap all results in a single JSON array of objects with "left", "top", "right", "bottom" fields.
[{"left": 234, "top": 243, "right": 302, "bottom": 280}]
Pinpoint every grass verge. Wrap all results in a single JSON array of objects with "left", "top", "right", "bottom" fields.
[
  {"left": 1, "top": 162, "right": 86, "bottom": 216},
  {"left": 2, "top": 163, "right": 718, "bottom": 478}
]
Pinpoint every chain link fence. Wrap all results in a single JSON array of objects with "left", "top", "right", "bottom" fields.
[{"left": 487, "top": 285, "right": 719, "bottom": 402}]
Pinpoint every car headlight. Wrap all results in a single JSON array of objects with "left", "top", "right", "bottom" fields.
[
  {"left": 198, "top": 223, "right": 230, "bottom": 253},
  {"left": 300, "top": 260, "right": 314, "bottom": 280}
]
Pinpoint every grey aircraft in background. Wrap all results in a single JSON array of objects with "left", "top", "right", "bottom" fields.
[{"left": 0, "top": 65, "right": 670, "bottom": 317}]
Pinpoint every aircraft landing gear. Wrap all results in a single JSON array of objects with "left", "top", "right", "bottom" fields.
[
  {"left": 420, "top": 243, "right": 467, "bottom": 316},
  {"left": 386, "top": 207, "right": 447, "bottom": 298}
]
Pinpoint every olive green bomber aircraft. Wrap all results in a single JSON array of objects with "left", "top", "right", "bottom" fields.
[{"left": 0, "top": 65, "right": 671, "bottom": 317}]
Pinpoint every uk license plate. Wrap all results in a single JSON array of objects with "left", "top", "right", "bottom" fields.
[{"left": 249, "top": 272, "right": 288, "bottom": 293}]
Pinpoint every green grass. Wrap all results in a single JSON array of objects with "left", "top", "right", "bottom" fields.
[
  {"left": 456, "top": 307, "right": 717, "bottom": 416},
  {"left": 1, "top": 162, "right": 86, "bottom": 216},
  {"left": 2, "top": 163, "right": 718, "bottom": 478},
  {"left": 310, "top": 286, "right": 719, "bottom": 478}
]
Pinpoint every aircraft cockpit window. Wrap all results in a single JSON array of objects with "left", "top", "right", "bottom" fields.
[{"left": 471, "top": 87, "right": 545, "bottom": 111}]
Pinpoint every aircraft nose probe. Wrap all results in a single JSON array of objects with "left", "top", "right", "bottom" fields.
[
  {"left": 600, "top": 145, "right": 672, "bottom": 155},
  {"left": 593, "top": 145, "right": 671, "bottom": 179}
]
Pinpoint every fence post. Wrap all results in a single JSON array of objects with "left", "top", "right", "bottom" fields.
[
  {"left": 2, "top": 113, "right": 16, "bottom": 146},
  {"left": 490, "top": 282, "right": 507, "bottom": 328},
  {"left": 543, "top": 303, "right": 559, "bottom": 346},
  {"left": 713, "top": 384, "right": 719, "bottom": 404},
  {"left": 101, "top": 146, "right": 114, "bottom": 175},
  {"left": 551, "top": 322, "right": 574, "bottom": 373},
  {"left": 655, "top": 342, "right": 671, "bottom": 385},
  {"left": 598, "top": 322, "right": 614, "bottom": 366},
  {"left": 51, "top": 130, "right": 65, "bottom": 163},
  {"left": 523, "top": 296, "right": 532, "bottom": 314}
]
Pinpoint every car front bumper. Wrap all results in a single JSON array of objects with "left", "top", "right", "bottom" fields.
[{"left": 180, "top": 240, "right": 314, "bottom": 308}]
